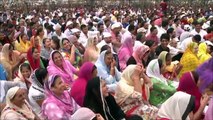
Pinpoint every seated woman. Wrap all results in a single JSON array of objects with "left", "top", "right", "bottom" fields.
[
  {"left": 127, "top": 44, "right": 150, "bottom": 67},
  {"left": 157, "top": 91, "right": 195, "bottom": 120},
  {"left": 28, "top": 68, "right": 48, "bottom": 118},
  {"left": 71, "top": 62, "right": 97, "bottom": 106},
  {"left": 158, "top": 91, "right": 209, "bottom": 120},
  {"left": 1, "top": 87, "right": 38, "bottom": 120},
  {"left": 179, "top": 42, "right": 200, "bottom": 78},
  {"left": 60, "top": 38, "right": 82, "bottom": 68},
  {"left": 95, "top": 50, "right": 121, "bottom": 93},
  {"left": 115, "top": 65, "right": 158, "bottom": 119},
  {"left": 158, "top": 51, "right": 182, "bottom": 80},
  {"left": 177, "top": 71, "right": 210, "bottom": 118},
  {"left": 83, "top": 77, "right": 126, "bottom": 120},
  {"left": 0, "top": 44, "right": 24, "bottom": 80},
  {"left": 47, "top": 50, "right": 78, "bottom": 86},
  {"left": 41, "top": 38, "right": 53, "bottom": 60},
  {"left": 15, "top": 33, "right": 31, "bottom": 53},
  {"left": 30, "top": 36, "right": 41, "bottom": 52},
  {"left": 27, "top": 47, "right": 49, "bottom": 70},
  {"left": 146, "top": 59, "right": 177, "bottom": 106},
  {"left": 198, "top": 42, "right": 211, "bottom": 64},
  {"left": 83, "top": 37, "right": 99, "bottom": 63},
  {"left": 41, "top": 75, "right": 80, "bottom": 120},
  {"left": 118, "top": 34, "right": 134, "bottom": 71},
  {"left": 14, "top": 63, "right": 32, "bottom": 89}
]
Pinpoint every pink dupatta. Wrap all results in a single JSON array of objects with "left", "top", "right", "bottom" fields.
[
  {"left": 47, "top": 50, "right": 77, "bottom": 85},
  {"left": 118, "top": 34, "right": 134, "bottom": 70}
]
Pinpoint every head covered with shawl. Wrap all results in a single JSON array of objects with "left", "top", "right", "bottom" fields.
[
  {"left": 42, "top": 75, "right": 78, "bottom": 118},
  {"left": 27, "top": 47, "right": 42, "bottom": 70},
  {"left": 132, "top": 44, "right": 150, "bottom": 65},
  {"left": 177, "top": 71, "right": 202, "bottom": 112},
  {"left": 158, "top": 91, "right": 195, "bottom": 120},
  {"left": 71, "top": 62, "right": 96, "bottom": 106},
  {"left": 118, "top": 34, "right": 134, "bottom": 70},
  {"left": 115, "top": 65, "right": 150, "bottom": 104},
  {"left": 1, "top": 86, "right": 35, "bottom": 120},
  {"left": 198, "top": 42, "right": 211, "bottom": 64},
  {"left": 146, "top": 59, "right": 168, "bottom": 85},
  {"left": 179, "top": 42, "right": 200, "bottom": 77},
  {"left": 47, "top": 50, "right": 76, "bottom": 85}
]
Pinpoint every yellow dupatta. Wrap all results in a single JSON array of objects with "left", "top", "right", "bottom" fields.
[
  {"left": 197, "top": 42, "right": 211, "bottom": 64},
  {"left": 15, "top": 36, "right": 31, "bottom": 53},
  {"left": 179, "top": 42, "right": 200, "bottom": 78}
]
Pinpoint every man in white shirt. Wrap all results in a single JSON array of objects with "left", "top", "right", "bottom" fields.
[
  {"left": 52, "top": 23, "right": 67, "bottom": 41},
  {"left": 180, "top": 34, "right": 201, "bottom": 51},
  {"left": 190, "top": 21, "right": 207, "bottom": 42},
  {"left": 79, "top": 24, "right": 89, "bottom": 47},
  {"left": 97, "top": 32, "right": 113, "bottom": 51},
  {"left": 64, "top": 21, "right": 73, "bottom": 37}
]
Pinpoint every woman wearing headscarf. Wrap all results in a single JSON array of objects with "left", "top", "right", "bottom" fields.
[
  {"left": 60, "top": 38, "right": 82, "bottom": 68},
  {"left": 197, "top": 42, "right": 212, "bottom": 64},
  {"left": 83, "top": 36, "right": 100, "bottom": 63},
  {"left": 71, "top": 62, "right": 97, "bottom": 106},
  {"left": 27, "top": 47, "right": 48, "bottom": 70},
  {"left": 95, "top": 50, "right": 121, "bottom": 93},
  {"left": 47, "top": 50, "right": 78, "bottom": 87},
  {"left": 146, "top": 59, "right": 177, "bottom": 106},
  {"left": 0, "top": 43, "right": 24, "bottom": 80},
  {"left": 41, "top": 75, "right": 80, "bottom": 120},
  {"left": 14, "top": 63, "right": 32, "bottom": 89},
  {"left": 127, "top": 44, "right": 150, "bottom": 67},
  {"left": 28, "top": 68, "right": 48, "bottom": 118},
  {"left": 177, "top": 71, "right": 202, "bottom": 113},
  {"left": 83, "top": 77, "right": 126, "bottom": 120},
  {"left": 118, "top": 34, "right": 134, "bottom": 71},
  {"left": 157, "top": 91, "right": 210, "bottom": 120},
  {"left": 115, "top": 65, "right": 158, "bottom": 119},
  {"left": 158, "top": 51, "right": 182, "bottom": 80},
  {"left": 157, "top": 91, "right": 195, "bottom": 120},
  {"left": 15, "top": 33, "right": 31, "bottom": 53},
  {"left": 1, "top": 87, "right": 38, "bottom": 120},
  {"left": 179, "top": 42, "right": 200, "bottom": 78}
]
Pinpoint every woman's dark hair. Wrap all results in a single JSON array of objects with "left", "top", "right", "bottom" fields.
[
  {"left": 35, "top": 68, "right": 48, "bottom": 85},
  {"left": 42, "top": 38, "right": 50, "bottom": 45},
  {"left": 9, "top": 44, "right": 14, "bottom": 50},
  {"left": 136, "top": 33, "right": 143, "bottom": 41},
  {"left": 158, "top": 59, "right": 163, "bottom": 69},
  {"left": 105, "top": 50, "right": 112, "bottom": 56},
  {"left": 191, "top": 71, "right": 199, "bottom": 84},
  {"left": 92, "top": 65, "right": 97, "bottom": 72},
  {"left": 18, "top": 33, "right": 27, "bottom": 43},
  {"left": 165, "top": 53, "right": 171, "bottom": 61},
  {"left": 20, "top": 63, "right": 31, "bottom": 72},
  {"left": 61, "top": 38, "right": 69, "bottom": 46},
  {"left": 51, "top": 51, "right": 62, "bottom": 61},
  {"left": 100, "top": 45, "right": 111, "bottom": 53},
  {"left": 51, "top": 36, "right": 60, "bottom": 50},
  {"left": 31, "top": 47, "right": 38, "bottom": 54},
  {"left": 126, "top": 115, "right": 143, "bottom": 120},
  {"left": 51, "top": 75, "right": 60, "bottom": 87},
  {"left": 36, "top": 27, "right": 43, "bottom": 36},
  {"left": 144, "top": 40, "right": 155, "bottom": 48}
]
